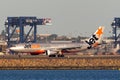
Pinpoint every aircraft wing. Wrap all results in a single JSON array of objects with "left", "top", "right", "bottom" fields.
[{"left": 41, "top": 44, "right": 88, "bottom": 54}]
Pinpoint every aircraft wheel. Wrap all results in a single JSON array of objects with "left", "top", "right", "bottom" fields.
[
  {"left": 57, "top": 54, "right": 64, "bottom": 57},
  {"left": 49, "top": 54, "right": 56, "bottom": 57}
]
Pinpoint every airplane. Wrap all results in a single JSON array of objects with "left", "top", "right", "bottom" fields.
[{"left": 9, "top": 26, "right": 104, "bottom": 57}]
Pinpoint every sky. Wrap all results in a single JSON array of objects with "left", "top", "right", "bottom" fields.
[{"left": 0, "top": 0, "right": 120, "bottom": 37}]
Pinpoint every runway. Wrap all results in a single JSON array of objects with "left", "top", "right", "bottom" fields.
[{"left": 0, "top": 54, "right": 120, "bottom": 59}]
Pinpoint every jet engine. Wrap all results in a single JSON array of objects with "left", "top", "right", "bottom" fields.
[{"left": 45, "top": 50, "right": 64, "bottom": 57}]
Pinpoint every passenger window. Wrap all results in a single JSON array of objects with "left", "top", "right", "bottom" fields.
[{"left": 24, "top": 44, "right": 31, "bottom": 48}]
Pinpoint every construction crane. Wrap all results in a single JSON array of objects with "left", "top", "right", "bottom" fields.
[
  {"left": 5, "top": 16, "right": 51, "bottom": 47},
  {"left": 111, "top": 17, "right": 120, "bottom": 48}
]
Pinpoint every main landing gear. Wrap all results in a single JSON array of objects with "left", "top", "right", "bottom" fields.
[{"left": 49, "top": 54, "right": 64, "bottom": 57}]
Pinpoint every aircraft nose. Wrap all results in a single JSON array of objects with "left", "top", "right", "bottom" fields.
[{"left": 9, "top": 47, "right": 16, "bottom": 51}]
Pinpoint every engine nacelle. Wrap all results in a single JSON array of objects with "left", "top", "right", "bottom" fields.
[
  {"left": 45, "top": 50, "right": 64, "bottom": 57},
  {"left": 45, "top": 50, "right": 56, "bottom": 55},
  {"left": 45, "top": 50, "right": 51, "bottom": 55}
]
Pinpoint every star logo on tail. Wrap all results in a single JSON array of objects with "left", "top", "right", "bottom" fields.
[{"left": 96, "top": 27, "right": 103, "bottom": 38}]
